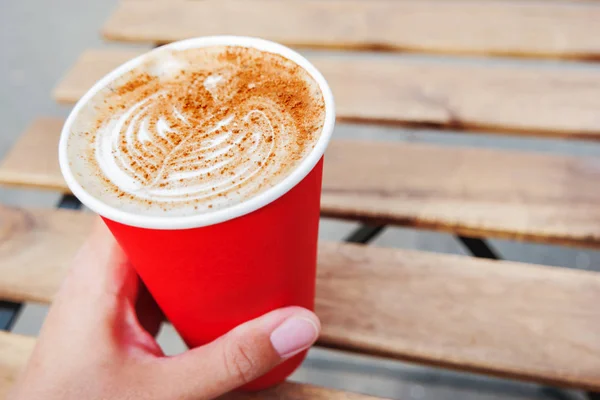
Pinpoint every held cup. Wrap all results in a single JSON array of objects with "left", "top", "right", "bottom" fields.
[{"left": 59, "top": 36, "right": 335, "bottom": 390}]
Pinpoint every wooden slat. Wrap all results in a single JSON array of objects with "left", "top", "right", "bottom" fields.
[
  {"left": 2, "top": 118, "right": 600, "bottom": 248},
  {"left": 0, "top": 332, "right": 33, "bottom": 400},
  {"left": 0, "top": 333, "right": 381, "bottom": 400},
  {"left": 223, "top": 383, "right": 385, "bottom": 400},
  {"left": 0, "top": 206, "right": 94, "bottom": 303},
  {"left": 102, "top": 0, "right": 600, "bottom": 60},
  {"left": 323, "top": 140, "right": 600, "bottom": 248},
  {"left": 2, "top": 206, "right": 600, "bottom": 390},
  {"left": 54, "top": 50, "right": 144, "bottom": 104},
  {"left": 0, "top": 118, "right": 65, "bottom": 192},
  {"left": 54, "top": 49, "right": 600, "bottom": 140}
]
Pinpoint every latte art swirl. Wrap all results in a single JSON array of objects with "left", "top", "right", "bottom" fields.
[
  {"left": 97, "top": 94, "right": 292, "bottom": 203},
  {"left": 67, "top": 45, "right": 325, "bottom": 216}
]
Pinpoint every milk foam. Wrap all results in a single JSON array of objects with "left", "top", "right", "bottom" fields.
[{"left": 66, "top": 45, "right": 325, "bottom": 216}]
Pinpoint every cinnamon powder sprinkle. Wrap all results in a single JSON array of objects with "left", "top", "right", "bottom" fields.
[{"left": 73, "top": 45, "right": 326, "bottom": 215}]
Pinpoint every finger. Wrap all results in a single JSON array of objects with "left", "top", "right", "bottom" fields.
[
  {"left": 47, "top": 218, "right": 138, "bottom": 336},
  {"left": 33, "top": 219, "right": 144, "bottom": 360},
  {"left": 151, "top": 307, "right": 320, "bottom": 399},
  {"left": 77, "top": 220, "right": 165, "bottom": 336},
  {"left": 70, "top": 220, "right": 164, "bottom": 343},
  {"left": 60, "top": 218, "right": 138, "bottom": 304}
]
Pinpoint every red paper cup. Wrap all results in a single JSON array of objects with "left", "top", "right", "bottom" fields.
[{"left": 59, "top": 36, "right": 335, "bottom": 390}]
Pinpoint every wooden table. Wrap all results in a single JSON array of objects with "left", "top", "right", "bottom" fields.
[{"left": 1, "top": 1, "right": 600, "bottom": 399}]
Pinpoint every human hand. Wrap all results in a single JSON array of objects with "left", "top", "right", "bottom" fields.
[{"left": 9, "top": 220, "right": 321, "bottom": 400}]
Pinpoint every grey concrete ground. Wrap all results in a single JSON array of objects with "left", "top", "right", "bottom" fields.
[{"left": 2, "top": 1, "right": 600, "bottom": 399}]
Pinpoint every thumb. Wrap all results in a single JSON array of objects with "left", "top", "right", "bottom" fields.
[{"left": 154, "top": 307, "right": 320, "bottom": 399}]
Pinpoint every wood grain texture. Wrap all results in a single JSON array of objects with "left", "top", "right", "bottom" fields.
[
  {"left": 220, "top": 382, "right": 385, "bottom": 400},
  {"left": 102, "top": 0, "right": 600, "bottom": 60},
  {"left": 0, "top": 206, "right": 94, "bottom": 303},
  {"left": 3, "top": 118, "right": 599, "bottom": 248},
  {"left": 0, "top": 334, "right": 383, "bottom": 400},
  {"left": 54, "top": 49, "right": 600, "bottom": 139},
  {"left": 1, "top": 206, "right": 600, "bottom": 389},
  {"left": 53, "top": 49, "right": 145, "bottom": 104},
  {"left": 0, "top": 118, "right": 66, "bottom": 191},
  {"left": 0, "top": 332, "right": 33, "bottom": 399},
  {"left": 316, "top": 242, "right": 600, "bottom": 390},
  {"left": 322, "top": 140, "right": 600, "bottom": 248}
]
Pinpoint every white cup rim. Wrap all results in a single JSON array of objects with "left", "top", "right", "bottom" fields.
[{"left": 59, "top": 36, "right": 336, "bottom": 230}]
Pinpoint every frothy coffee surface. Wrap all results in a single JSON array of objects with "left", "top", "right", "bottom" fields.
[{"left": 67, "top": 45, "right": 325, "bottom": 216}]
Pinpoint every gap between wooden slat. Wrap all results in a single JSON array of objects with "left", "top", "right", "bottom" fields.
[
  {"left": 1, "top": 205, "right": 600, "bottom": 390},
  {"left": 102, "top": 0, "right": 600, "bottom": 61},
  {"left": 2, "top": 118, "right": 600, "bottom": 248},
  {"left": 54, "top": 49, "right": 600, "bottom": 140}
]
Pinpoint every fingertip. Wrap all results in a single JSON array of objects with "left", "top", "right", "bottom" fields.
[
  {"left": 279, "top": 306, "right": 321, "bottom": 335},
  {"left": 269, "top": 314, "right": 320, "bottom": 359},
  {"left": 244, "top": 306, "right": 320, "bottom": 334},
  {"left": 248, "top": 306, "right": 320, "bottom": 359}
]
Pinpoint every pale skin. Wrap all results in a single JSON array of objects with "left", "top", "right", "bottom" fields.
[{"left": 9, "top": 220, "right": 321, "bottom": 400}]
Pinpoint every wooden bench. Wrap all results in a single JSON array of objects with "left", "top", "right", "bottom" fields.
[
  {"left": 2, "top": 205, "right": 600, "bottom": 391},
  {"left": 2, "top": 0, "right": 600, "bottom": 398},
  {"left": 102, "top": 0, "right": 600, "bottom": 60}
]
